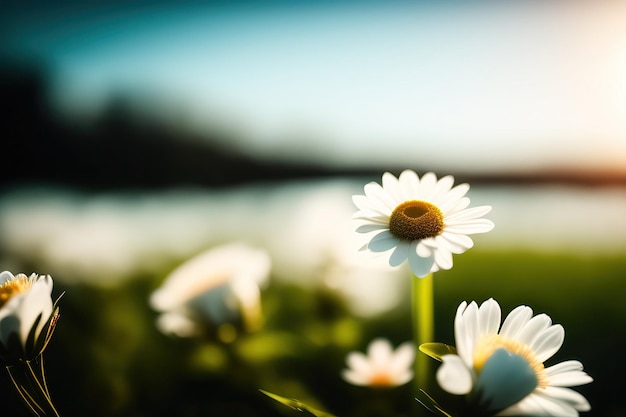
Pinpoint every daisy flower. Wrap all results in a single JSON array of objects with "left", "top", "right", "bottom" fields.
[
  {"left": 149, "top": 243, "right": 271, "bottom": 338},
  {"left": 0, "top": 271, "right": 60, "bottom": 365},
  {"left": 436, "top": 298, "right": 593, "bottom": 416},
  {"left": 342, "top": 338, "right": 415, "bottom": 388},
  {"left": 352, "top": 170, "right": 494, "bottom": 277}
]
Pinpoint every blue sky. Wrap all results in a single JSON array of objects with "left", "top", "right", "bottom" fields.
[{"left": 3, "top": 0, "right": 626, "bottom": 173}]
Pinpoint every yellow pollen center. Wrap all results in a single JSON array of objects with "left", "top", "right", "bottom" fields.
[
  {"left": 368, "top": 372, "right": 394, "bottom": 387},
  {"left": 389, "top": 200, "right": 444, "bottom": 241},
  {"left": 473, "top": 334, "right": 547, "bottom": 388},
  {"left": 0, "top": 275, "right": 33, "bottom": 309}
]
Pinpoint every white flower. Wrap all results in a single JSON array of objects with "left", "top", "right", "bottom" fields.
[
  {"left": 149, "top": 243, "right": 271, "bottom": 338},
  {"left": 436, "top": 298, "right": 593, "bottom": 416},
  {"left": 352, "top": 170, "right": 494, "bottom": 277},
  {"left": 342, "top": 338, "right": 415, "bottom": 388},
  {"left": 0, "top": 271, "right": 59, "bottom": 363}
]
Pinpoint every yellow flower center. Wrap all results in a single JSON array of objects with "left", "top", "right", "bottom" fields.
[
  {"left": 368, "top": 372, "right": 394, "bottom": 387},
  {"left": 389, "top": 200, "right": 444, "bottom": 241},
  {"left": 473, "top": 334, "right": 547, "bottom": 388},
  {"left": 0, "top": 274, "right": 33, "bottom": 309}
]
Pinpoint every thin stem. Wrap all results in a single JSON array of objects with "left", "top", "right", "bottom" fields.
[
  {"left": 5, "top": 357, "right": 61, "bottom": 417},
  {"left": 412, "top": 272, "right": 434, "bottom": 394}
]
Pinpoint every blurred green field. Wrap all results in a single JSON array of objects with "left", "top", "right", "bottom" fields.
[{"left": 2, "top": 249, "right": 624, "bottom": 417}]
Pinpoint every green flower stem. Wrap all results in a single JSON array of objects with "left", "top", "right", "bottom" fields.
[
  {"left": 6, "top": 356, "right": 60, "bottom": 417},
  {"left": 412, "top": 272, "right": 434, "bottom": 395}
]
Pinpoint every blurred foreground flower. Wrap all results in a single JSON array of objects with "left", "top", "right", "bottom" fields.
[
  {"left": 0, "top": 271, "right": 61, "bottom": 417},
  {"left": 149, "top": 243, "right": 271, "bottom": 340},
  {"left": 432, "top": 298, "right": 592, "bottom": 416},
  {"left": 342, "top": 338, "right": 415, "bottom": 388},
  {"left": 352, "top": 170, "right": 494, "bottom": 278}
]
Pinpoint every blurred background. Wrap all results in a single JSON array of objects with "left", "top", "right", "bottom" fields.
[{"left": 1, "top": 0, "right": 625, "bottom": 416}]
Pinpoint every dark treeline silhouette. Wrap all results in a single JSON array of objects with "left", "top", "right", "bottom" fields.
[
  {"left": 1, "top": 63, "right": 361, "bottom": 193},
  {"left": 2, "top": 62, "right": 625, "bottom": 193}
]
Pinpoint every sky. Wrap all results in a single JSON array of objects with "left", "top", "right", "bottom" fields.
[{"left": 2, "top": 0, "right": 626, "bottom": 173}]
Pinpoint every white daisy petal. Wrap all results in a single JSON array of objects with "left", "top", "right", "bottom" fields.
[
  {"left": 478, "top": 298, "right": 501, "bottom": 337},
  {"left": 530, "top": 324, "right": 564, "bottom": 363},
  {"left": 407, "top": 247, "right": 435, "bottom": 278},
  {"left": 440, "top": 196, "right": 471, "bottom": 215},
  {"left": 437, "top": 355, "right": 473, "bottom": 395},
  {"left": 381, "top": 172, "right": 402, "bottom": 202},
  {"left": 398, "top": 169, "right": 420, "bottom": 199},
  {"left": 389, "top": 242, "right": 410, "bottom": 267},
  {"left": 455, "top": 301, "right": 480, "bottom": 365},
  {"left": 432, "top": 244, "right": 454, "bottom": 271},
  {"left": 429, "top": 175, "right": 456, "bottom": 203},
  {"left": 500, "top": 305, "right": 534, "bottom": 339},
  {"left": 445, "top": 205, "right": 493, "bottom": 223},
  {"left": 443, "top": 219, "right": 495, "bottom": 235},
  {"left": 438, "top": 183, "right": 469, "bottom": 209},
  {"left": 440, "top": 232, "right": 474, "bottom": 254},
  {"left": 416, "top": 172, "right": 438, "bottom": 200},
  {"left": 367, "top": 231, "right": 400, "bottom": 252},
  {"left": 342, "top": 369, "right": 370, "bottom": 386},
  {"left": 352, "top": 210, "right": 389, "bottom": 223},
  {"left": 415, "top": 241, "right": 433, "bottom": 257},
  {"left": 363, "top": 182, "right": 397, "bottom": 213},
  {"left": 355, "top": 223, "right": 389, "bottom": 233},
  {"left": 346, "top": 352, "right": 373, "bottom": 375},
  {"left": 539, "top": 386, "right": 591, "bottom": 411},
  {"left": 517, "top": 314, "right": 552, "bottom": 346}
]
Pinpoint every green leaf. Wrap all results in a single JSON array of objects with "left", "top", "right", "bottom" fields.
[
  {"left": 419, "top": 342, "right": 457, "bottom": 362},
  {"left": 259, "top": 389, "right": 337, "bottom": 417}
]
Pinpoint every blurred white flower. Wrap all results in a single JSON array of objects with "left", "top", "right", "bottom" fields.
[
  {"left": 436, "top": 298, "right": 593, "bottom": 416},
  {"left": 342, "top": 338, "right": 415, "bottom": 388},
  {"left": 352, "top": 170, "right": 494, "bottom": 277},
  {"left": 149, "top": 243, "right": 271, "bottom": 338},
  {"left": 0, "top": 271, "right": 59, "bottom": 364}
]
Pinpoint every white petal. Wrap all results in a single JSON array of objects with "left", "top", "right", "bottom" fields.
[
  {"left": 517, "top": 314, "right": 553, "bottom": 346},
  {"left": 478, "top": 298, "right": 501, "bottom": 337},
  {"left": 0, "top": 271, "right": 15, "bottom": 285},
  {"left": 545, "top": 360, "right": 593, "bottom": 387},
  {"left": 416, "top": 172, "right": 438, "bottom": 200},
  {"left": 441, "top": 196, "right": 471, "bottom": 215},
  {"left": 443, "top": 219, "right": 495, "bottom": 235},
  {"left": 500, "top": 305, "right": 533, "bottom": 339},
  {"left": 367, "top": 231, "right": 399, "bottom": 252},
  {"left": 17, "top": 279, "right": 54, "bottom": 346},
  {"left": 440, "top": 232, "right": 474, "bottom": 254},
  {"left": 342, "top": 369, "right": 371, "bottom": 386},
  {"left": 455, "top": 301, "right": 479, "bottom": 366},
  {"left": 368, "top": 338, "right": 394, "bottom": 368},
  {"left": 415, "top": 241, "right": 432, "bottom": 257},
  {"left": 530, "top": 324, "right": 564, "bottom": 363},
  {"left": 444, "top": 205, "right": 493, "bottom": 223},
  {"left": 355, "top": 223, "right": 389, "bottom": 233},
  {"left": 438, "top": 183, "right": 469, "bottom": 211},
  {"left": 346, "top": 352, "right": 373, "bottom": 375},
  {"left": 436, "top": 355, "right": 473, "bottom": 394},
  {"left": 388, "top": 342, "right": 415, "bottom": 375},
  {"left": 432, "top": 244, "right": 454, "bottom": 271},
  {"left": 539, "top": 386, "right": 591, "bottom": 411},
  {"left": 429, "top": 175, "right": 456, "bottom": 204},
  {"left": 352, "top": 211, "right": 390, "bottom": 223},
  {"left": 389, "top": 242, "right": 410, "bottom": 267},
  {"left": 497, "top": 392, "right": 578, "bottom": 417},
  {"left": 364, "top": 182, "right": 397, "bottom": 213},
  {"left": 381, "top": 172, "right": 403, "bottom": 202},
  {"left": 398, "top": 169, "right": 420, "bottom": 200},
  {"left": 407, "top": 244, "right": 435, "bottom": 277}
]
